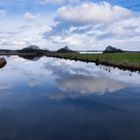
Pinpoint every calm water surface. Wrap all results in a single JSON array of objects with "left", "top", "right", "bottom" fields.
[{"left": 0, "top": 56, "right": 140, "bottom": 140}]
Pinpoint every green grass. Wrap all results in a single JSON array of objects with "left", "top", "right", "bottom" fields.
[
  {"left": 54, "top": 52, "right": 140, "bottom": 63},
  {"left": 46, "top": 52, "right": 140, "bottom": 71}
]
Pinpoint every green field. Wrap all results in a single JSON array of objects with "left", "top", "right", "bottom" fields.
[{"left": 46, "top": 52, "right": 140, "bottom": 71}]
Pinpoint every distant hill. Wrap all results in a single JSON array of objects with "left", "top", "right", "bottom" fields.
[
  {"left": 26, "top": 45, "right": 40, "bottom": 50},
  {"left": 103, "top": 46, "right": 124, "bottom": 53},
  {"left": 20, "top": 45, "right": 40, "bottom": 52},
  {"left": 18, "top": 45, "right": 49, "bottom": 53},
  {"left": 57, "top": 46, "right": 76, "bottom": 53}
]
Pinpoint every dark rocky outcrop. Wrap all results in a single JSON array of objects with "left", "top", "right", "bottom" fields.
[
  {"left": 18, "top": 45, "right": 40, "bottom": 53},
  {"left": 17, "top": 45, "right": 49, "bottom": 55},
  {"left": 57, "top": 46, "right": 76, "bottom": 53},
  {"left": 0, "top": 57, "right": 7, "bottom": 69},
  {"left": 103, "top": 46, "right": 124, "bottom": 53},
  {"left": 21, "top": 45, "right": 41, "bottom": 51},
  {"left": 26, "top": 45, "right": 40, "bottom": 50},
  {"left": 17, "top": 45, "right": 50, "bottom": 60}
]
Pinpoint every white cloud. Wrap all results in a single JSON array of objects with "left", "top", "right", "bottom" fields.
[
  {"left": 0, "top": 1, "right": 139, "bottom": 51},
  {"left": 50, "top": 35, "right": 82, "bottom": 45},
  {"left": 24, "top": 12, "right": 40, "bottom": 22},
  {"left": 0, "top": 16, "right": 53, "bottom": 49},
  {"left": 57, "top": 2, "right": 132, "bottom": 25},
  {"left": 0, "top": 9, "right": 6, "bottom": 16},
  {"left": 42, "top": 1, "right": 140, "bottom": 50}
]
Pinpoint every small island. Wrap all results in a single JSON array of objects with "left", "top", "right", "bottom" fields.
[
  {"left": 0, "top": 45, "right": 140, "bottom": 72},
  {"left": 0, "top": 57, "right": 7, "bottom": 68}
]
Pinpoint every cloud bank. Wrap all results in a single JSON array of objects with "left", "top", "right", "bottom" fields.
[
  {"left": 57, "top": 2, "right": 132, "bottom": 24},
  {"left": 0, "top": 0, "right": 140, "bottom": 50}
]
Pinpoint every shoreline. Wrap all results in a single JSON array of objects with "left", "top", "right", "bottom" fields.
[
  {"left": 0, "top": 51, "right": 140, "bottom": 72},
  {"left": 45, "top": 52, "right": 140, "bottom": 72}
]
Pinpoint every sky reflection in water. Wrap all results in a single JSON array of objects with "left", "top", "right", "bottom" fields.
[{"left": 0, "top": 56, "right": 140, "bottom": 140}]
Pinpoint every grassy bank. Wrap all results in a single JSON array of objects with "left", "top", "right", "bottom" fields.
[{"left": 46, "top": 52, "right": 140, "bottom": 72}]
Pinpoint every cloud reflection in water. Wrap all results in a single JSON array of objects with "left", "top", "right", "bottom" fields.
[
  {"left": 43, "top": 58, "right": 132, "bottom": 96},
  {"left": 57, "top": 75, "right": 127, "bottom": 95}
]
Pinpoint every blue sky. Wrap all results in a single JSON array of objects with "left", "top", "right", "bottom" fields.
[{"left": 0, "top": 0, "right": 140, "bottom": 50}]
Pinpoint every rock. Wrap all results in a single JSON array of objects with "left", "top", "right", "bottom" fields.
[
  {"left": 27, "top": 45, "right": 40, "bottom": 50},
  {"left": 103, "top": 46, "right": 124, "bottom": 53},
  {"left": 57, "top": 46, "right": 76, "bottom": 53},
  {"left": 18, "top": 45, "right": 49, "bottom": 54},
  {"left": 21, "top": 45, "right": 40, "bottom": 52},
  {"left": 18, "top": 45, "right": 47, "bottom": 54},
  {"left": 0, "top": 57, "right": 7, "bottom": 68}
]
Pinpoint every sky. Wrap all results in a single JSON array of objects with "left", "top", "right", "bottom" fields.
[{"left": 0, "top": 0, "right": 140, "bottom": 50}]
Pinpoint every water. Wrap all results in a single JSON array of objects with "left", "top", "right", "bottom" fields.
[{"left": 0, "top": 55, "right": 140, "bottom": 140}]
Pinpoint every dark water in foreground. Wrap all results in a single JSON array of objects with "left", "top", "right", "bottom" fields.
[{"left": 0, "top": 56, "right": 140, "bottom": 140}]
